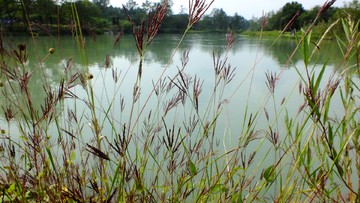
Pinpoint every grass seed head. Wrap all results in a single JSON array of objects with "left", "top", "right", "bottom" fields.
[
  {"left": 189, "top": 0, "right": 215, "bottom": 27},
  {"left": 17, "top": 43, "right": 26, "bottom": 52},
  {"left": 32, "top": 22, "right": 51, "bottom": 35},
  {"left": 113, "top": 30, "right": 124, "bottom": 47},
  {"left": 318, "top": 0, "right": 337, "bottom": 18},
  {"left": 49, "top": 48, "right": 55, "bottom": 54},
  {"left": 261, "top": 12, "right": 268, "bottom": 29}
]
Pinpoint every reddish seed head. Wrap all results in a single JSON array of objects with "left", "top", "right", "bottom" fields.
[
  {"left": 113, "top": 30, "right": 124, "bottom": 47},
  {"left": 189, "top": 0, "right": 214, "bottom": 27},
  {"left": 318, "top": 0, "right": 336, "bottom": 18},
  {"left": 146, "top": 3, "right": 167, "bottom": 45},
  {"left": 225, "top": 29, "right": 236, "bottom": 51},
  {"left": 261, "top": 12, "right": 268, "bottom": 29},
  {"left": 32, "top": 22, "right": 51, "bottom": 35}
]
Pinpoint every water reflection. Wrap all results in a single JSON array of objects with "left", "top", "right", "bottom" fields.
[
  {"left": 4, "top": 34, "right": 347, "bottom": 69},
  {"left": 0, "top": 33, "right": 352, "bottom": 124}
]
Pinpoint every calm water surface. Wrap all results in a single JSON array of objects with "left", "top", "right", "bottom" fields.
[
  {"left": 1, "top": 33, "right": 351, "bottom": 152},
  {"left": 1, "top": 33, "right": 356, "bottom": 194}
]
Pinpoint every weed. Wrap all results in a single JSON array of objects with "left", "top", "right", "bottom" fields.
[{"left": 0, "top": 0, "right": 359, "bottom": 202}]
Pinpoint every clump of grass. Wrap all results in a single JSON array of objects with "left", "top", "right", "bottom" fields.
[{"left": 0, "top": 0, "right": 359, "bottom": 202}]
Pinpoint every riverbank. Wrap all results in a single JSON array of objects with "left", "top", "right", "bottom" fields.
[
  {"left": 241, "top": 30, "right": 337, "bottom": 40},
  {"left": 241, "top": 30, "right": 299, "bottom": 38}
]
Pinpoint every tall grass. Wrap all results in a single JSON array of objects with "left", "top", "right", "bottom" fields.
[{"left": 0, "top": 0, "right": 359, "bottom": 202}]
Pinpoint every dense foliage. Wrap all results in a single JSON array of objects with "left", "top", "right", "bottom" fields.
[{"left": 1, "top": 0, "right": 360, "bottom": 35}]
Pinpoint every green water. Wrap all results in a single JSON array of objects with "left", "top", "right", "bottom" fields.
[{"left": 0, "top": 33, "right": 350, "bottom": 143}]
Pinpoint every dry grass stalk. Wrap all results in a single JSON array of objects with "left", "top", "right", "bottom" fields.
[
  {"left": 32, "top": 22, "right": 51, "bottom": 35},
  {"left": 67, "top": 19, "right": 75, "bottom": 35},
  {"left": 281, "top": 11, "right": 300, "bottom": 34}
]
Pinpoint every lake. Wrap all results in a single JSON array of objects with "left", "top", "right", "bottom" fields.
[
  {"left": 1, "top": 33, "right": 347, "bottom": 141},
  {"left": 0, "top": 33, "right": 357, "bottom": 201}
]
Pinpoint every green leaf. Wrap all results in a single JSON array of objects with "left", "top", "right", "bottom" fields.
[
  {"left": 70, "top": 150, "right": 76, "bottom": 162},
  {"left": 335, "top": 162, "right": 344, "bottom": 177},
  {"left": 232, "top": 167, "right": 243, "bottom": 171},
  {"left": 328, "top": 123, "right": 333, "bottom": 147},
  {"left": 136, "top": 180, "right": 143, "bottom": 191},
  {"left": 310, "top": 72, "right": 315, "bottom": 92},
  {"left": 221, "top": 187, "right": 228, "bottom": 193},
  {"left": 211, "top": 184, "right": 221, "bottom": 194},
  {"left": 342, "top": 18, "right": 350, "bottom": 42},
  {"left": 314, "top": 60, "right": 328, "bottom": 94},
  {"left": 295, "top": 123, "right": 300, "bottom": 140},
  {"left": 323, "top": 88, "right": 333, "bottom": 123},
  {"left": 301, "top": 31, "right": 310, "bottom": 67},
  {"left": 264, "top": 165, "right": 275, "bottom": 182},
  {"left": 45, "top": 146, "right": 59, "bottom": 178},
  {"left": 304, "top": 93, "right": 321, "bottom": 119},
  {"left": 307, "top": 145, "right": 311, "bottom": 169},
  {"left": 19, "top": 136, "right": 28, "bottom": 142},
  {"left": 189, "top": 161, "right": 197, "bottom": 175},
  {"left": 102, "top": 178, "right": 108, "bottom": 184},
  {"left": 8, "top": 183, "right": 16, "bottom": 193},
  {"left": 231, "top": 191, "right": 242, "bottom": 203}
]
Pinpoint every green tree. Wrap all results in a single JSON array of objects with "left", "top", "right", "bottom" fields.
[
  {"left": 101, "top": 5, "right": 122, "bottom": 20},
  {"left": 279, "top": 1, "right": 305, "bottom": 30},
  {"left": 343, "top": 0, "right": 360, "bottom": 22},
  {"left": 20, "top": 0, "right": 32, "bottom": 24},
  {"left": 31, "top": 0, "right": 57, "bottom": 24},
  {"left": 93, "top": 0, "right": 109, "bottom": 9},
  {"left": 249, "top": 16, "right": 260, "bottom": 31},
  {"left": 266, "top": 10, "right": 282, "bottom": 30},
  {"left": 0, "top": 0, "right": 19, "bottom": 30},
  {"left": 299, "top": 5, "right": 337, "bottom": 26},
  {"left": 230, "top": 12, "right": 248, "bottom": 31},
  {"left": 60, "top": 0, "right": 102, "bottom": 25},
  {"left": 119, "top": 19, "right": 132, "bottom": 33},
  {"left": 197, "top": 15, "right": 214, "bottom": 30},
  {"left": 161, "top": 14, "right": 188, "bottom": 32},
  {"left": 211, "top": 8, "right": 229, "bottom": 30}
]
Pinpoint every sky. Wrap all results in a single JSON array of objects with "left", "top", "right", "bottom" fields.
[{"left": 110, "top": 0, "right": 352, "bottom": 20}]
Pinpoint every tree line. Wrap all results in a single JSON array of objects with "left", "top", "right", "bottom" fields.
[
  {"left": 1, "top": 0, "right": 359, "bottom": 35},
  {"left": 249, "top": 0, "right": 360, "bottom": 38}
]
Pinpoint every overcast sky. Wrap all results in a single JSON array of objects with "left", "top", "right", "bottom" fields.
[{"left": 110, "top": 0, "right": 351, "bottom": 19}]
